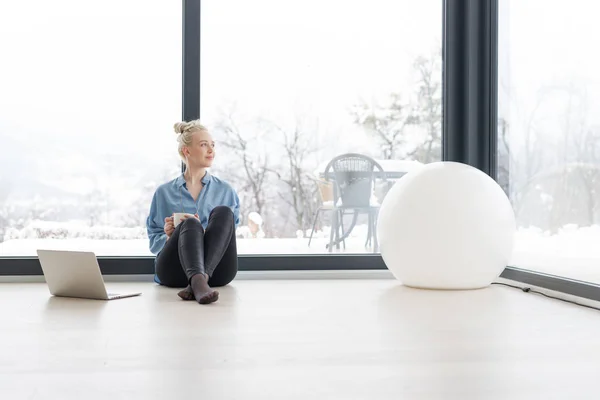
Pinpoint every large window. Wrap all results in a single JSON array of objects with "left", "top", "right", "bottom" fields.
[
  {"left": 201, "top": 0, "right": 442, "bottom": 254},
  {"left": 0, "top": 1, "right": 181, "bottom": 257},
  {"left": 499, "top": 0, "right": 600, "bottom": 283},
  {"left": 0, "top": 1, "right": 441, "bottom": 260}
]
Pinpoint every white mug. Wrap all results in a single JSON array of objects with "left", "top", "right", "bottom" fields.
[{"left": 173, "top": 212, "right": 195, "bottom": 227}]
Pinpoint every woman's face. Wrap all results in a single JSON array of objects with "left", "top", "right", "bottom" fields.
[{"left": 184, "top": 129, "right": 215, "bottom": 168}]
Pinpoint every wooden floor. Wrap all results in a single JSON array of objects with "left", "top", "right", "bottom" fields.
[{"left": 1, "top": 279, "right": 599, "bottom": 400}]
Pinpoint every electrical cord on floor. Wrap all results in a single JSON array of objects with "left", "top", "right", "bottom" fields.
[{"left": 492, "top": 282, "right": 600, "bottom": 312}]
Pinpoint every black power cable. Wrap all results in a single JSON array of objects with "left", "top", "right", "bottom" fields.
[{"left": 492, "top": 282, "right": 600, "bottom": 312}]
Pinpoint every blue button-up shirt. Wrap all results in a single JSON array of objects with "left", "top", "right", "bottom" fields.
[{"left": 146, "top": 172, "right": 240, "bottom": 256}]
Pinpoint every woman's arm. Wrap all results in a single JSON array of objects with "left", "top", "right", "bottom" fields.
[
  {"left": 232, "top": 191, "right": 241, "bottom": 227},
  {"left": 146, "top": 191, "right": 167, "bottom": 255}
]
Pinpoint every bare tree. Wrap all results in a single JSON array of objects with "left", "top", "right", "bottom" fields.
[
  {"left": 501, "top": 81, "right": 600, "bottom": 232},
  {"left": 351, "top": 51, "right": 442, "bottom": 162},
  {"left": 85, "top": 188, "right": 105, "bottom": 227},
  {"left": 0, "top": 179, "right": 10, "bottom": 243},
  {"left": 499, "top": 90, "right": 548, "bottom": 222},
  {"left": 351, "top": 92, "right": 418, "bottom": 160},
  {"left": 531, "top": 84, "right": 593, "bottom": 231},
  {"left": 556, "top": 84, "right": 600, "bottom": 227},
  {"left": 497, "top": 117, "right": 511, "bottom": 195},
  {"left": 411, "top": 52, "right": 442, "bottom": 163},
  {"left": 212, "top": 107, "right": 274, "bottom": 235},
  {"left": 268, "top": 121, "right": 320, "bottom": 237}
]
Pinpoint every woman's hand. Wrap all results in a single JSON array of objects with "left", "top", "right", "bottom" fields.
[
  {"left": 165, "top": 214, "right": 199, "bottom": 239},
  {"left": 164, "top": 216, "right": 175, "bottom": 239}
]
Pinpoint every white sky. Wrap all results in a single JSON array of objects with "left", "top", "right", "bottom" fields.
[
  {"left": 0, "top": 0, "right": 182, "bottom": 198},
  {"left": 499, "top": 0, "right": 600, "bottom": 145},
  {"left": 1, "top": 0, "right": 599, "bottom": 208},
  {"left": 0, "top": 0, "right": 440, "bottom": 203},
  {"left": 201, "top": 0, "right": 441, "bottom": 125}
]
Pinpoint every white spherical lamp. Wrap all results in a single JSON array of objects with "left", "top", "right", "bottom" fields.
[{"left": 377, "top": 162, "right": 516, "bottom": 289}]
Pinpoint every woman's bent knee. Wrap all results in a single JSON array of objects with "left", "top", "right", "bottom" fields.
[
  {"left": 181, "top": 216, "right": 203, "bottom": 228},
  {"left": 210, "top": 206, "right": 233, "bottom": 218}
]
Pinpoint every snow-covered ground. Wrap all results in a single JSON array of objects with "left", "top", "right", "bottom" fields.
[
  {"left": 2, "top": 225, "right": 600, "bottom": 285},
  {"left": 0, "top": 237, "right": 374, "bottom": 256},
  {"left": 509, "top": 226, "right": 600, "bottom": 283}
]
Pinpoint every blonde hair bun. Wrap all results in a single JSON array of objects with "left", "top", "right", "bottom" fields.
[{"left": 173, "top": 121, "right": 189, "bottom": 135}]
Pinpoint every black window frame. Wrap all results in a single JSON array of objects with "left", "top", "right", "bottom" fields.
[{"left": 2, "top": 0, "right": 600, "bottom": 305}]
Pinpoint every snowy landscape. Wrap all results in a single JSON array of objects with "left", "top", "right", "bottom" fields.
[
  {"left": 2, "top": 0, "right": 600, "bottom": 284},
  {"left": 2, "top": 226, "right": 600, "bottom": 283}
]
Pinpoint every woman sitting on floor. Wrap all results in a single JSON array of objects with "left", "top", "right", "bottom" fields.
[{"left": 146, "top": 120, "right": 240, "bottom": 304}]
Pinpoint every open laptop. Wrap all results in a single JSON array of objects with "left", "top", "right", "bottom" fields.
[{"left": 37, "top": 249, "right": 141, "bottom": 300}]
